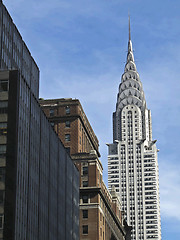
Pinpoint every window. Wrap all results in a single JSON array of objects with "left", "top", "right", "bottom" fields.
[
  {"left": 65, "top": 106, "right": 70, "bottom": 114},
  {"left": 0, "top": 101, "right": 8, "bottom": 114},
  {"left": 65, "top": 134, "right": 70, "bottom": 142},
  {"left": 0, "top": 214, "right": 4, "bottom": 229},
  {"left": 0, "top": 145, "right": 6, "bottom": 154},
  {"left": 82, "top": 225, "right": 88, "bottom": 234},
  {"left": 0, "top": 80, "right": 8, "bottom": 92},
  {"left": 83, "top": 166, "right": 88, "bottom": 175},
  {"left": 83, "top": 181, "right": 88, "bottom": 187},
  {"left": 0, "top": 191, "right": 4, "bottom": 204},
  {"left": 100, "top": 228, "right": 102, "bottom": 236},
  {"left": 0, "top": 168, "right": 5, "bottom": 182},
  {"left": 50, "top": 122, "right": 54, "bottom": 127},
  {"left": 49, "top": 109, "right": 54, "bottom": 116},
  {"left": 0, "top": 122, "right": 7, "bottom": 136},
  {"left": 82, "top": 210, "right": 88, "bottom": 219},
  {"left": 65, "top": 121, "right": 70, "bottom": 128},
  {"left": 82, "top": 195, "right": 88, "bottom": 203},
  {"left": 66, "top": 147, "right": 70, "bottom": 154}
]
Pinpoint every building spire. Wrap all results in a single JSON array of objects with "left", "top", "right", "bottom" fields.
[
  {"left": 129, "top": 14, "right": 131, "bottom": 41},
  {"left": 116, "top": 16, "right": 146, "bottom": 111},
  {"left": 128, "top": 14, "right": 133, "bottom": 53}
]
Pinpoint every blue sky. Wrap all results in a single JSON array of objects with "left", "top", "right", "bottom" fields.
[{"left": 4, "top": 0, "right": 180, "bottom": 239}]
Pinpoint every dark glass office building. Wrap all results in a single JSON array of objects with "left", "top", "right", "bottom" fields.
[{"left": 0, "top": 1, "right": 79, "bottom": 240}]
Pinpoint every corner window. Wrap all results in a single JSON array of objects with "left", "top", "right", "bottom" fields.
[
  {"left": 65, "top": 106, "right": 70, "bottom": 114},
  {"left": 65, "top": 121, "right": 70, "bottom": 128},
  {"left": 82, "top": 225, "right": 88, "bottom": 234},
  {"left": 82, "top": 210, "right": 88, "bottom": 219},
  {"left": 65, "top": 134, "right": 70, "bottom": 142}
]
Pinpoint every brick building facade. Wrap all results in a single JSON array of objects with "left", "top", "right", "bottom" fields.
[
  {"left": 72, "top": 151, "right": 131, "bottom": 240},
  {"left": 39, "top": 98, "right": 100, "bottom": 156}
]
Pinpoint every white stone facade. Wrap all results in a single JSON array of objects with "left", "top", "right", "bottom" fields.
[{"left": 107, "top": 25, "right": 161, "bottom": 240}]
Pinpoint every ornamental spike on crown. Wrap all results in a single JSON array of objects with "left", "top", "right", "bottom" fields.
[{"left": 126, "top": 15, "right": 135, "bottom": 69}]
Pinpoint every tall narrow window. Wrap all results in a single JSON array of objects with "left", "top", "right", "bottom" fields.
[
  {"left": 83, "top": 166, "right": 88, "bottom": 175},
  {"left": 65, "top": 121, "right": 70, "bottom": 128},
  {"left": 0, "top": 214, "right": 4, "bottom": 229},
  {"left": 0, "top": 168, "right": 5, "bottom": 182},
  {"left": 49, "top": 109, "right": 54, "bottom": 116},
  {"left": 82, "top": 225, "right": 88, "bottom": 234},
  {"left": 65, "top": 134, "right": 70, "bottom": 142},
  {"left": 0, "top": 191, "right": 4, "bottom": 204},
  {"left": 65, "top": 106, "right": 70, "bottom": 114},
  {"left": 82, "top": 210, "right": 88, "bottom": 219}
]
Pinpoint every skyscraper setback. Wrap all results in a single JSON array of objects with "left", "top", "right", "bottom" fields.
[{"left": 107, "top": 20, "right": 161, "bottom": 240}]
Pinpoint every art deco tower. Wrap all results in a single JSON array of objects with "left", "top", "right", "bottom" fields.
[{"left": 107, "top": 19, "right": 161, "bottom": 240}]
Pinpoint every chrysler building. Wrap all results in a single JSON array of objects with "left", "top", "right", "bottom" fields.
[{"left": 107, "top": 19, "right": 161, "bottom": 240}]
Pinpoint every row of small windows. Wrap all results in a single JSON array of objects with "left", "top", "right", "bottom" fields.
[
  {"left": 144, "top": 154, "right": 154, "bottom": 158},
  {"left": 49, "top": 106, "right": 70, "bottom": 117},
  {"left": 51, "top": 120, "right": 70, "bottom": 128},
  {"left": 109, "top": 157, "right": 118, "bottom": 160}
]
